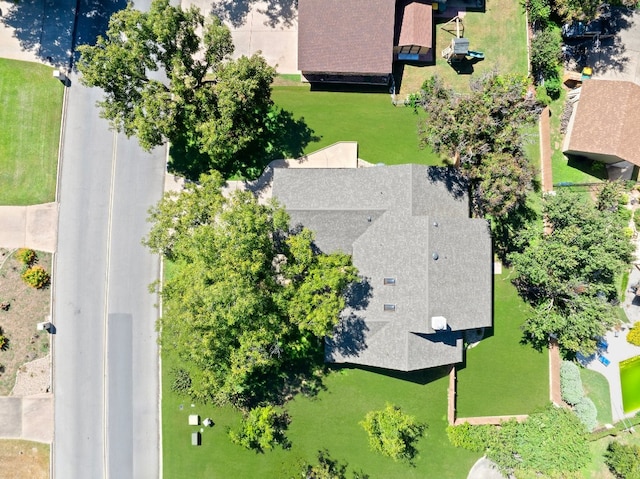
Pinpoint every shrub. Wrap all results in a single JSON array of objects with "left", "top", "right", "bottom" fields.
[
  {"left": 0, "top": 333, "right": 7, "bottom": 351},
  {"left": 535, "top": 85, "right": 551, "bottom": 106},
  {"left": 360, "top": 404, "right": 426, "bottom": 461},
  {"left": 560, "top": 361, "right": 584, "bottom": 405},
  {"left": 604, "top": 442, "right": 640, "bottom": 479},
  {"left": 446, "top": 423, "right": 493, "bottom": 452},
  {"left": 170, "top": 368, "right": 191, "bottom": 395},
  {"left": 228, "top": 405, "right": 290, "bottom": 452},
  {"left": 544, "top": 77, "right": 562, "bottom": 100},
  {"left": 21, "top": 265, "right": 50, "bottom": 289},
  {"left": 627, "top": 322, "right": 640, "bottom": 346},
  {"left": 574, "top": 397, "right": 598, "bottom": 432},
  {"left": 531, "top": 28, "right": 562, "bottom": 81},
  {"left": 302, "top": 449, "right": 369, "bottom": 479},
  {"left": 15, "top": 248, "right": 36, "bottom": 266}
]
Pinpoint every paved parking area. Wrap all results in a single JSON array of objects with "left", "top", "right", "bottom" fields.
[{"left": 182, "top": 0, "right": 298, "bottom": 73}]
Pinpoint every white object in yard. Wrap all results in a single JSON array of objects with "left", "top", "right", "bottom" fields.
[
  {"left": 191, "top": 431, "right": 201, "bottom": 446},
  {"left": 188, "top": 414, "right": 200, "bottom": 426},
  {"left": 431, "top": 316, "right": 447, "bottom": 330},
  {"left": 37, "top": 322, "right": 52, "bottom": 331},
  {"left": 53, "top": 70, "right": 67, "bottom": 82}
]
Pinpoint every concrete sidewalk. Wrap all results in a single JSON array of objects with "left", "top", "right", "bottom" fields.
[{"left": 0, "top": 203, "right": 58, "bottom": 252}]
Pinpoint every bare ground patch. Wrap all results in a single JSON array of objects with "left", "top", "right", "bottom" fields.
[
  {"left": 0, "top": 439, "right": 49, "bottom": 479},
  {"left": 0, "top": 248, "right": 51, "bottom": 396}
]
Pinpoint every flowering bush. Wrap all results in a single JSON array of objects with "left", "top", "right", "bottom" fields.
[
  {"left": 21, "top": 265, "right": 50, "bottom": 289},
  {"left": 628, "top": 322, "right": 640, "bottom": 347},
  {"left": 15, "top": 248, "right": 36, "bottom": 266}
]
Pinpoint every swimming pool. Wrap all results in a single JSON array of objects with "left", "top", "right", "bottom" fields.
[{"left": 620, "top": 355, "right": 640, "bottom": 414}]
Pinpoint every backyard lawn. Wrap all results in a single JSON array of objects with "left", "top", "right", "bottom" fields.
[
  {"left": 399, "top": 0, "right": 529, "bottom": 95},
  {"left": 0, "top": 58, "right": 63, "bottom": 205},
  {"left": 272, "top": 85, "right": 440, "bottom": 166},
  {"left": 455, "top": 269, "right": 549, "bottom": 417},
  {"left": 162, "top": 354, "right": 481, "bottom": 479},
  {"left": 580, "top": 368, "right": 613, "bottom": 426}
]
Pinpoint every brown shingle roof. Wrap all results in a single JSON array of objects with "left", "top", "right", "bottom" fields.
[
  {"left": 565, "top": 80, "right": 640, "bottom": 166},
  {"left": 397, "top": 0, "right": 432, "bottom": 48},
  {"left": 298, "top": 0, "right": 396, "bottom": 75}
]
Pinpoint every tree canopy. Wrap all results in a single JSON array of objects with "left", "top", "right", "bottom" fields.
[
  {"left": 509, "top": 187, "right": 633, "bottom": 354},
  {"left": 416, "top": 72, "right": 541, "bottom": 218},
  {"left": 144, "top": 171, "right": 358, "bottom": 407},
  {"left": 78, "top": 0, "right": 314, "bottom": 180}
]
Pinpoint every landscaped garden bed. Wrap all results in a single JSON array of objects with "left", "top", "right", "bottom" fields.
[{"left": 0, "top": 248, "right": 51, "bottom": 396}]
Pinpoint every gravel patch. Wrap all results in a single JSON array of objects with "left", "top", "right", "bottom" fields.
[{"left": 11, "top": 355, "right": 50, "bottom": 397}]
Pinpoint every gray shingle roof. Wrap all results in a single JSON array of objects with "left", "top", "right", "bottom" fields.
[{"left": 272, "top": 164, "right": 492, "bottom": 371}]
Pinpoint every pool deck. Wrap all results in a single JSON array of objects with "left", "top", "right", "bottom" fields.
[{"left": 584, "top": 237, "right": 640, "bottom": 422}]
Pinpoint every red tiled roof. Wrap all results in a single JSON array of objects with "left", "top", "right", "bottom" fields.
[
  {"left": 298, "top": 0, "right": 396, "bottom": 75},
  {"left": 565, "top": 80, "right": 640, "bottom": 166},
  {"left": 397, "top": 0, "right": 432, "bottom": 48}
]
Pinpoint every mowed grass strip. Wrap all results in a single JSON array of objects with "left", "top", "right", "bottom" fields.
[
  {"left": 400, "top": 0, "right": 529, "bottom": 94},
  {"left": 580, "top": 368, "right": 612, "bottom": 426},
  {"left": 272, "top": 85, "right": 440, "bottom": 166},
  {"left": 0, "top": 58, "right": 63, "bottom": 205},
  {"left": 162, "top": 353, "right": 480, "bottom": 479},
  {"left": 455, "top": 269, "right": 549, "bottom": 417}
]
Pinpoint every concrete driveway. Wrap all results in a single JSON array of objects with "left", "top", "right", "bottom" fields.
[
  {"left": 183, "top": 0, "right": 299, "bottom": 73},
  {"left": 0, "top": 396, "right": 53, "bottom": 443},
  {"left": 589, "top": 8, "right": 640, "bottom": 84}
]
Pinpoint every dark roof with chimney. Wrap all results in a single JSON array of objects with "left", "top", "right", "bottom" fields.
[
  {"left": 565, "top": 80, "right": 640, "bottom": 166},
  {"left": 297, "top": 0, "right": 396, "bottom": 75},
  {"left": 271, "top": 165, "right": 492, "bottom": 371},
  {"left": 396, "top": 0, "right": 432, "bottom": 48}
]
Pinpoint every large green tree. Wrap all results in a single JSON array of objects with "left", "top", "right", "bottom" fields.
[
  {"left": 417, "top": 73, "right": 540, "bottom": 217},
  {"left": 144, "top": 171, "right": 358, "bottom": 407},
  {"left": 509, "top": 187, "right": 633, "bottom": 354},
  {"left": 78, "top": 0, "right": 311, "bottom": 179}
]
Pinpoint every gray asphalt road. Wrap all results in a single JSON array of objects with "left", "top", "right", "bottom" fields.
[{"left": 54, "top": 78, "right": 165, "bottom": 479}]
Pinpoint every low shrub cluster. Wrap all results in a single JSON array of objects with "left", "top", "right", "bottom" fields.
[
  {"left": 604, "top": 441, "right": 640, "bottom": 479},
  {"left": 446, "top": 422, "right": 492, "bottom": 453},
  {"left": 21, "top": 265, "right": 50, "bottom": 289},
  {"left": 15, "top": 248, "right": 36, "bottom": 266},
  {"left": 228, "top": 405, "right": 291, "bottom": 452},
  {"left": 627, "top": 322, "right": 640, "bottom": 346},
  {"left": 559, "top": 361, "right": 598, "bottom": 431},
  {"left": 359, "top": 404, "right": 426, "bottom": 462}
]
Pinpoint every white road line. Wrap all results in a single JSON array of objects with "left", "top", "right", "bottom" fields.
[{"left": 103, "top": 130, "right": 119, "bottom": 479}]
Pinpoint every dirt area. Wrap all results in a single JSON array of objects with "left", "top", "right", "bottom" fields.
[
  {"left": 0, "top": 249, "right": 51, "bottom": 396},
  {"left": 0, "top": 439, "right": 49, "bottom": 479}
]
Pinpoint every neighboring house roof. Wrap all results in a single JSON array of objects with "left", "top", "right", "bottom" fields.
[
  {"left": 396, "top": 0, "right": 432, "bottom": 49},
  {"left": 297, "top": 0, "right": 396, "bottom": 75},
  {"left": 564, "top": 80, "right": 640, "bottom": 166},
  {"left": 272, "top": 165, "right": 492, "bottom": 372}
]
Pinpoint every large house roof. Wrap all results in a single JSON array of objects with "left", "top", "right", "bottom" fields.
[
  {"left": 272, "top": 165, "right": 492, "bottom": 371},
  {"left": 564, "top": 80, "right": 640, "bottom": 166},
  {"left": 297, "top": 0, "right": 396, "bottom": 75}
]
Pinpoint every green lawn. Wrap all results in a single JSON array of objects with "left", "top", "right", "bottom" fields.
[
  {"left": 400, "top": 0, "right": 529, "bottom": 94},
  {"left": 580, "top": 368, "right": 613, "bottom": 426},
  {"left": 455, "top": 269, "right": 549, "bottom": 417},
  {"left": 272, "top": 85, "right": 440, "bottom": 166},
  {"left": 0, "top": 58, "right": 63, "bottom": 205},
  {"left": 163, "top": 354, "right": 481, "bottom": 479}
]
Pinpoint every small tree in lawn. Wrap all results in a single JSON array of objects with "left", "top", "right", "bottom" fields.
[
  {"left": 228, "top": 405, "right": 290, "bottom": 452},
  {"left": 360, "top": 404, "right": 426, "bottom": 462}
]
